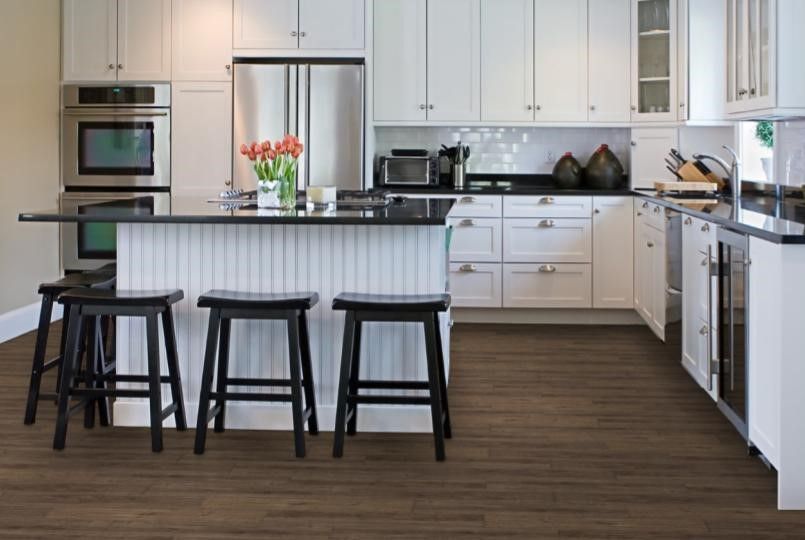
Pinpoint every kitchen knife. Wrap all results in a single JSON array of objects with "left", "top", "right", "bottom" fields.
[
  {"left": 671, "top": 148, "right": 686, "bottom": 164},
  {"left": 666, "top": 166, "right": 684, "bottom": 180}
]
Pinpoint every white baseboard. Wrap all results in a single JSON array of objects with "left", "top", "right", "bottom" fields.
[
  {"left": 452, "top": 308, "right": 643, "bottom": 325},
  {"left": 0, "top": 301, "right": 63, "bottom": 344},
  {"left": 113, "top": 400, "right": 433, "bottom": 433}
]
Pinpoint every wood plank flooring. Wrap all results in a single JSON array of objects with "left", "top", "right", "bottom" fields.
[{"left": 2, "top": 323, "right": 805, "bottom": 538}]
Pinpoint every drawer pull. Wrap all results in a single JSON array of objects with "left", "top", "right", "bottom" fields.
[
  {"left": 636, "top": 212, "right": 643, "bottom": 216},
  {"left": 459, "top": 264, "right": 477, "bottom": 272},
  {"left": 699, "top": 325, "right": 709, "bottom": 336},
  {"left": 460, "top": 196, "right": 477, "bottom": 204},
  {"left": 538, "top": 219, "right": 555, "bottom": 228},
  {"left": 539, "top": 196, "right": 555, "bottom": 204},
  {"left": 684, "top": 217, "right": 693, "bottom": 225},
  {"left": 653, "top": 206, "right": 661, "bottom": 214},
  {"left": 701, "top": 223, "right": 710, "bottom": 232},
  {"left": 647, "top": 241, "right": 654, "bottom": 248},
  {"left": 538, "top": 264, "right": 557, "bottom": 273},
  {"left": 460, "top": 219, "right": 475, "bottom": 226},
  {"left": 642, "top": 201, "right": 649, "bottom": 209},
  {"left": 701, "top": 257, "right": 708, "bottom": 266}
]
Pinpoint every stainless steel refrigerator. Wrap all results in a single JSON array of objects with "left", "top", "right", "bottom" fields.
[{"left": 233, "top": 61, "right": 365, "bottom": 191}]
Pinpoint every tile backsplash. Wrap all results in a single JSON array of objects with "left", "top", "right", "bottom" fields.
[
  {"left": 374, "top": 127, "right": 631, "bottom": 175},
  {"left": 775, "top": 120, "right": 805, "bottom": 187}
]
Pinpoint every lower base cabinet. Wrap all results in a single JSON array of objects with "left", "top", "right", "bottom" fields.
[
  {"left": 502, "top": 263, "right": 592, "bottom": 308},
  {"left": 449, "top": 263, "right": 502, "bottom": 308}
]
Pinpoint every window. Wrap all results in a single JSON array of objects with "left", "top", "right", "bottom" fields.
[{"left": 738, "top": 121, "right": 775, "bottom": 183}]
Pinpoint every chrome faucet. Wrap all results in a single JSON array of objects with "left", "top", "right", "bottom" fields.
[{"left": 693, "top": 145, "right": 742, "bottom": 199}]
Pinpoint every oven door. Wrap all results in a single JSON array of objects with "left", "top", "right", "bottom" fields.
[
  {"left": 60, "top": 192, "right": 171, "bottom": 272},
  {"left": 62, "top": 108, "right": 170, "bottom": 188}
]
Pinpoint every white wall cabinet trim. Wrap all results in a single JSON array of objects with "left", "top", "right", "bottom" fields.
[
  {"left": 299, "top": 0, "right": 364, "bottom": 50},
  {"left": 117, "top": 0, "right": 172, "bottom": 81},
  {"left": 172, "top": 0, "right": 233, "bottom": 81},
  {"left": 233, "top": 0, "right": 299, "bottom": 49},
  {"left": 62, "top": 0, "right": 118, "bottom": 82},
  {"left": 588, "top": 0, "right": 631, "bottom": 122}
]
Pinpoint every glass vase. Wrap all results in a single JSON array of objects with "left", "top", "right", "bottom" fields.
[
  {"left": 278, "top": 171, "right": 297, "bottom": 209},
  {"left": 256, "top": 179, "right": 280, "bottom": 208}
]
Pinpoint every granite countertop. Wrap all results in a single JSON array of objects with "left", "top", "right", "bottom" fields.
[
  {"left": 377, "top": 174, "right": 632, "bottom": 196},
  {"left": 19, "top": 196, "right": 455, "bottom": 226},
  {"left": 635, "top": 190, "right": 805, "bottom": 244}
]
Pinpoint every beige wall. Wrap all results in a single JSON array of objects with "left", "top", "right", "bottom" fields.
[{"left": 0, "top": 0, "right": 61, "bottom": 314}]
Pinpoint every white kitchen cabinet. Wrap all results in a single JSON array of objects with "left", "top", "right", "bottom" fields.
[
  {"left": 171, "top": 82, "right": 233, "bottom": 195},
  {"left": 63, "top": 0, "right": 118, "bottom": 82},
  {"left": 630, "top": 0, "right": 678, "bottom": 122},
  {"left": 300, "top": 0, "right": 364, "bottom": 49},
  {"left": 172, "top": 0, "right": 233, "bottom": 81},
  {"left": 634, "top": 200, "right": 667, "bottom": 340},
  {"left": 480, "top": 0, "right": 534, "bottom": 122},
  {"left": 372, "top": 0, "right": 427, "bottom": 122},
  {"left": 427, "top": 0, "right": 481, "bottom": 122},
  {"left": 726, "top": 0, "right": 805, "bottom": 118},
  {"left": 233, "top": 0, "right": 298, "bottom": 49},
  {"left": 117, "top": 0, "right": 172, "bottom": 81},
  {"left": 503, "top": 263, "right": 592, "bottom": 308},
  {"left": 447, "top": 218, "right": 503, "bottom": 263},
  {"left": 533, "top": 0, "right": 588, "bottom": 122},
  {"left": 503, "top": 219, "right": 592, "bottom": 263},
  {"left": 630, "top": 128, "right": 679, "bottom": 189},
  {"left": 449, "top": 195, "right": 503, "bottom": 218},
  {"left": 449, "top": 263, "right": 503, "bottom": 308},
  {"left": 592, "top": 197, "right": 634, "bottom": 309},
  {"left": 503, "top": 196, "right": 592, "bottom": 219},
  {"left": 63, "top": 0, "right": 170, "bottom": 82},
  {"left": 588, "top": 0, "right": 632, "bottom": 123}
]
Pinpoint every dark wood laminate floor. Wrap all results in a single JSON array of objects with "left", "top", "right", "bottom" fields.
[{"left": 1, "top": 323, "right": 805, "bottom": 539}]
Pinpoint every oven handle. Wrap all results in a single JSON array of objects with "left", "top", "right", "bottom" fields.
[
  {"left": 63, "top": 111, "right": 168, "bottom": 117},
  {"left": 61, "top": 193, "right": 164, "bottom": 201}
]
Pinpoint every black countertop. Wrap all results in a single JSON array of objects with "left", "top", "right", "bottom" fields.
[
  {"left": 377, "top": 174, "right": 632, "bottom": 196},
  {"left": 19, "top": 196, "right": 455, "bottom": 226},
  {"left": 635, "top": 191, "right": 805, "bottom": 244}
]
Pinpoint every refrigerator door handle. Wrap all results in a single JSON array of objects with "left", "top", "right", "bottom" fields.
[{"left": 297, "top": 64, "right": 310, "bottom": 191}]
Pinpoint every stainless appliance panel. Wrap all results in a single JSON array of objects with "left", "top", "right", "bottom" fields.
[
  {"left": 233, "top": 64, "right": 290, "bottom": 190},
  {"left": 380, "top": 156, "right": 439, "bottom": 186},
  {"left": 62, "top": 84, "right": 171, "bottom": 108},
  {"left": 61, "top": 108, "right": 171, "bottom": 188},
  {"left": 303, "top": 64, "right": 364, "bottom": 191},
  {"left": 60, "top": 192, "right": 170, "bottom": 271}
]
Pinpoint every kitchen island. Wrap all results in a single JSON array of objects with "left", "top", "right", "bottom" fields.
[{"left": 20, "top": 196, "right": 454, "bottom": 433}]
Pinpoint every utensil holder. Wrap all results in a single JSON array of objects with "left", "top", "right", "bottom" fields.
[{"left": 451, "top": 164, "right": 466, "bottom": 189}]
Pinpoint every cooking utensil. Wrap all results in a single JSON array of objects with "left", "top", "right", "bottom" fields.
[
  {"left": 670, "top": 148, "right": 686, "bottom": 164},
  {"left": 665, "top": 157, "right": 680, "bottom": 171},
  {"left": 666, "top": 166, "right": 684, "bottom": 180}
]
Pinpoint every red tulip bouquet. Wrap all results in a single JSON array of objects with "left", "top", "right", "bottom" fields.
[{"left": 239, "top": 134, "right": 304, "bottom": 208}]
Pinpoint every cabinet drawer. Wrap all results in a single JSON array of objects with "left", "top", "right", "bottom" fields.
[
  {"left": 503, "top": 195, "right": 592, "bottom": 218},
  {"left": 503, "top": 263, "right": 592, "bottom": 308},
  {"left": 448, "top": 218, "right": 502, "bottom": 262},
  {"left": 503, "top": 218, "right": 592, "bottom": 263},
  {"left": 448, "top": 195, "right": 502, "bottom": 218},
  {"left": 449, "top": 263, "right": 502, "bottom": 308}
]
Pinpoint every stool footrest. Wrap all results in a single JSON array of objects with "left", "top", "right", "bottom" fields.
[
  {"left": 161, "top": 403, "right": 178, "bottom": 421},
  {"left": 348, "top": 394, "right": 431, "bottom": 406},
  {"left": 225, "top": 377, "right": 292, "bottom": 388},
  {"left": 357, "top": 380, "right": 430, "bottom": 390},
  {"left": 72, "top": 388, "right": 149, "bottom": 399},
  {"left": 112, "top": 374, "right": 171, "bottom": 384},
  {"left": 42, "top": 356, "right": 62, "bottom": 373},
  {"left": 209, "top": 391, "right": 293, "bottom": 403}
]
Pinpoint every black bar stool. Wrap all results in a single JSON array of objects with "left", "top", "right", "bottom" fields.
[
  {"left": 53, "top": 288, "right": 187, "bottom": 452},
  {"left": 331, "top": 292, "right": 452, "bottom": 461},
  {"left": 24, "top": 267, "right": 117, "bottom": 425},
  {"left": 194, "top": 291, "right": 320, "bottom": 458}
]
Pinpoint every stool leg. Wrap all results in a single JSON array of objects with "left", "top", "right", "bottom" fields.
[
  {"left": 423, "top": 314, "right": 446, "bottom": 461},
  {"left": 346, "top": 320, "right": 362, "bottom": 436},
  {"left": 194, "top": 308, "right": 221, "bottom": 455},
  {"left": 24, "top": 294, "right": 54, "bottom": 425},
  {"left": 83, "top": 318, "right": 99, "bottom": 429},
  {"left": 433, "top": 313, "right": 452, "bottom": 439},
  {"left": 53, "top": 306, "right": 84, "bottom": 450},
  {"left": 286, "top": 313, "right": 306, "bottom": 458},
  {"left": 333, "top": 311, "right": 357, "bottom": 458},
  {"left": 145, "top": 313, "right": 164, "bottom": 452},
  {"left": 93, "top": 319, "right": 111, "bottom": 427},
  {"left": 162, "top": 307, "right": 187, "bottom": 431},
  {"left": 213, "top": 317, "right": 231, "bottom": 433},
  {"left": 297, "top": 311, "right": 318, "bottom": 435},
  {"left": 54, "top": 314, "right": 70, "bottom": 398}
]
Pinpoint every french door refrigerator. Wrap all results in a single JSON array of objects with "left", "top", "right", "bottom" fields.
[{"left": 233, "top": 60, "right": 365, "bottom": 192}]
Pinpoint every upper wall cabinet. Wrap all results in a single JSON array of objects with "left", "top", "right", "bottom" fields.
[
  {"left": 63, "top": 0, "right": 171, "bottom": 82},
  {"left": 234, "top": 0, "right": 364, "bottom": 51},
  {"left": 631, "top": 0, "right": 678, "bottom": 122},
  {"left": 172, "top": 0, "right": 233, "bottom": 81},
  {"left": 588, "top": 0, "right": 632, "bottom": 122},
  {"left": 725, "top": 0, "right": 805, "bottom": 118}
]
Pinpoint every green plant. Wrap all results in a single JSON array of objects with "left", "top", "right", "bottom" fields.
[{"left": 755, "top": 120, "right": 774, "bottom": 149}]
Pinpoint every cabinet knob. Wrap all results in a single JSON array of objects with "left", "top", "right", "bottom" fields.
[
  {"left": 699, "top": 325, "right": 709, "bottom": 336},
  {"left": 590, "top": 105, "right": 596, "bottom": 111},
  {"left": 225, "top": 64, "right": 231, "bottom": 71},
  {"left": 630, "top": 141, "right": 637, "bottom": 147},
  {"left": 636, "top": 211, "right": 643, "bottom": 216},
  {"left": 291, "top": 31, "right": 298, "bottom": 37},
  {"left": 738, "top": 88, "right": 748, "bottom": 96},
  {"left": 653, "top": 206, "right": 660, "bottom": 214},
  {"left": 419, "top": 104, "right": 426, "bottom": 110},
  {"left": 538, "top": 219, "right": 555, "bottom": 228},
  {"left": 631, "top": 105, "right": 637, "bottom": 111},
  {"left": 526, "top": 105, "right": 533, "bottom": 111},
  {"left": 536, "top": 105, "right": 541, "bottom": 111},
  {"left": 460, "top": 196, "right": 477, "bottom": 204},
  {"left": 641, "top": 202, "right": 649, "bottom": 209},
  {"left": 459, "top": 218, "right": 475, "bottom": 227},
  {"left": 594, "top": 208, "right": 601, "bottom": 214},
  {"left": 224, "top": 180, "right": 232, "bottom": 187},
  {"left": 117, "top": 63, "right": 123, "bottom": 69},
  {"left": 107, "top": 63, "right": 115, "bottom": 70},
  {"left": 684, "top": 217, "right": 692, "bottom": 225},
  {"left": 701, "top": 223, "right": 710, "bottom": 232},
  {"left": 680, "top": 102, "right": 686, "bottom": 108},
  {"left": 538, "top": 264, "right": 557, "bottom": 273},
  {"left": 750, "top": 88, "right": 756, "bottom": 96},
  {"left": 459, "top": 264, "right": 477, "bottom": 273},
  {"left": 428, "top": 104, "right": 434, "bottom": 110},
  {"left": 701, "top": 257, "right": 708, "bottom": 267},
  {"left": 539, "top": 196, "right": 555, "bottom": 205},
  {"left": 647, "top": 241, "right": 655, "bottom": 248},
  {"left": 300, "top": 31, "right": 307, "bottom": 37}
]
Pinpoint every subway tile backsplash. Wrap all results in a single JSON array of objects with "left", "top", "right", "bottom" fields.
[{"left": 375, "top": 127, "right": 631, "bottom": 175}]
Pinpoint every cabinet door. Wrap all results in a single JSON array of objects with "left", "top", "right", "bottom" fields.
[
  {"left": 631, "top": 0, "right": 677, "bottom": 121},
  {"left": 481, "top": 0, "right": 534, "bottom": 122},
  {"left": 117, "top": 0, "right": 172, "bottom": 81},
  {"left": 233, "top": 0, "right": 299, "bottom": 49},
  {"left": 373, "top": 0, "right": 427, "bottom": 121},
  {"left": 588, "top": 0, "right": 631, "bottom": 122},
  {"left": 172, "top": 83, "right": 233, "bottom": 195},
  {"left": 534, "top": 0, "right": 588, "bottom": 122},
  {"left": 427, "top": 0, "right": 482, "bottom": 122},
  {"left": 630, "top": 128, "right": 679, "bottom": 189},
  {"left": 448, "top": 218, "right": 503, "bottom": 262},
  {"left": 503, "top": 196, "right": 592, "bottom": 218},
  {"left": 648, "top": 224, "right": 667, "bottom": 339},
  {"left": 63, "top": 0, "right": 117, "bottom": 82},
  {"left": 747, "top": 0, "right": 773, "bottom": 109},
  {"left": 503, "top": 263, "right": 592, "bottom": 308},
  {"left": 172, "top": 0, "right": 233, "bottom": 81},
  {"left": 450, "top": 263, "right": 503, "bottom": 308},
  {"left": 635, "top": 220, "right": 654, "bottom": 324},
  {"left": 592, "top": 197, "right": 634, "bottom": 309},
  {"left": 300, "top": 0, "right": 364, "bottom": 49}
]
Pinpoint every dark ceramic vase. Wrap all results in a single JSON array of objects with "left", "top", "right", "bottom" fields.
[
  {"left": 552, "top": 152, "right": 583, "bottom": 189},
  {"left": 585, "top": 144, "right": 625, "bottom": 189}
]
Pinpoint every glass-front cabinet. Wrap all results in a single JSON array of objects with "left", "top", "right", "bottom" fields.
[
  {"left": 631, "top": 0, "right": 677, "bottom": 122},
  {"left": 726, "top": 0, "right": 773, "bottom": 114}
]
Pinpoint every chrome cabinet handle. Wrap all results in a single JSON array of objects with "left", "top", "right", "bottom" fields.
[
  {"left": 108, "top": 63, "right": 115, "bottom": 70},
  {"left": 647, "top": 241, "right": 654, "bottom": 248},
  {"left": 459, "top": 264, "right": 477, "bottom": 272},
  {"left": 642, "top": 202, "right": 649, "bottom": 209},
  {"left": 536, "top": 105, "right": 542, "bottom": 111},
  {"left": 636, "top": 212, "right": 643, "bottom": 216},
  {"left": 630, "top": 140, "right": 637, "bottom": 147},
  {"left": 225, "top": 64, "right": 231, "bottom": 70},
  {"left": 428, "top": 104, "right": 434, "bottom": 110},
  {"left": 460, "top": 196, "right": 477, "bottom": 204},
  {"left": 701, "top": 223, "right": 710, "bottom": 232},
  {"left": 459, "top": 219, "right": 475, "bottom": 226},
  {"left": 699, "top": 325, "right": 709, "bottom": 336},
  {"left": 538, "top": 265, "right": 557, "bottom": 273},
  {"left": 594, "top": 208, "right": 601, "bottom": 214},
  {"left": 526, "top": 105, "right": 533, "bottom": 111},
  {"left": 738, "top": 88, "right": 748, "bottom": 96},
  {"left": 117, "top": 63, "right": 123, "bottom": 69},
  {"left": 706, "top": 244, "right": 714, "bottom": 391},
  {"left": 631, "top": 105, "right": 637, "bottom": 111},
  {"left": 539, "top": 196, "right": 555, "bottom": 204},
  {"left": 653, "top": 206, "right": 660, "bottom": 214},
  {"left": 538, "top": 219, "right": 555, "bottom": 228},
  {"left": 701, "top": 256, "right": 708, "bottom": 266},
  {"left": 684, "top": 217, "right": 693, "bottom": 225},
  {"left": 590, "top": 105, "right": 596, "bottom": 111},
  {"left": 299, "top": 31, "right": 307, "bottom": 37},
  {"left": 224, "top": 180, "right": 232, "bottom": 186},
  {"left": 291, "top": 31, "right": 298, "bottom": 37},
  {"left": 419, "top": 104, "right": 426, "bottom": 110}
]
